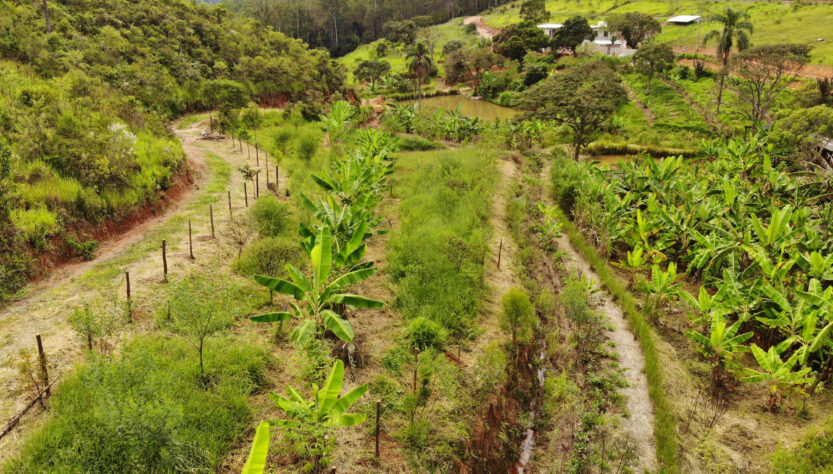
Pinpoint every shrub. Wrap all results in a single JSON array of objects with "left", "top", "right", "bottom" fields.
[
  {"left": 11, "top": 207, "right": 60, "bottom": 250},
  {"left": 405, "top": 317, "right": 449, "bottom": 351},
  {"left": 500, "top": 287, "right": 536, "bottom": 346},
  {"left": 236, "top": 236, "right": 301, "bottom": 277},
  {"left": 250, "top": 195, "right": 292, "bottom": 237},
  {"left": 396, "top": 134, "right": 445, "bottom": 151},
  {"left": 295, "top": 129, "right": 320, "bottom": 161}
]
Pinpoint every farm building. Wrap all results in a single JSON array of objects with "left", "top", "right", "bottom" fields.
[
  {"left": 537, "top": 20, "right": 631, "bottom": 55},
  {"left": 666, "top": 15, "right": 701, "bottom": 25}
]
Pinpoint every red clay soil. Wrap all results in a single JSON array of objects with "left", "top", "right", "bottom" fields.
[
  {"left": 676, "top": 50, "right": 833, "bottom": 80},
  {"left": 23, "top": 161, "right": 200, "bottom": 284}
]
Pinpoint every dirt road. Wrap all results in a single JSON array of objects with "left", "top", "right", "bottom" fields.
[{"left": 464, "top": 16, "right": 500, "bottom": 40}]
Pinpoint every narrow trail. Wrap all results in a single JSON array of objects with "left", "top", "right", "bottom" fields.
[
  {"left": 0, "top": 118, "right": 278, "bottom": 458},
  {"left": 545, "top": 162, "right": 658, "bottom": 471}
]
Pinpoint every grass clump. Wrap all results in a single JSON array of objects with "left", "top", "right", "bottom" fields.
[{"left": 3, "top": 334, "right": 270, "bottom": 473}]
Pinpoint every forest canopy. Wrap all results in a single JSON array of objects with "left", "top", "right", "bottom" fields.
[{"left": 0, "top": 0, "right": 345, "bottom": 302}]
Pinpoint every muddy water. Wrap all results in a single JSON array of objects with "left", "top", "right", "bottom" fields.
[{"left": 404, "top": 95, "right": 519, "bottom": 121}]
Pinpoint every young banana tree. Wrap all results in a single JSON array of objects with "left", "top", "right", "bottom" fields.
[
  {"left": 638, "top": 262, "right": 684, "bottom": 320},
  {"left": 743, "top": 342, "right": 816, "bottom": 411},
  {"left": 242, "top": 421, "right": 270, "bottom": 474},
  {"left": 685, "top": 312, "right": 752, "bottom": 386},
  {"left": 250, "top": 227, "right": 383, "bottom": 344},
  {"left": 271, "top": 360, "right": 368, "bottom": 472}
]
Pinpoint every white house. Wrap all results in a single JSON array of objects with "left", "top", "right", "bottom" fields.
[{"left": 537, "top": 20, "right": 630, "bottom": 54}]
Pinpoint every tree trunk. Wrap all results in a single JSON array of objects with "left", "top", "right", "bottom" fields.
[
  {"left": 716, "top": 72, "right": 726, "bottom": 114},
  {"left": 199, "top": 339, "right": 205, "bottom": 378},
  {"left": 42, "top": 0, "right": 51, "bottom": 33}
]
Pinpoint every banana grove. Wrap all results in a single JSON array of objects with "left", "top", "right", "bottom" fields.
[{"left": 552, "top": 134, "right": 833, "bottom": 410}]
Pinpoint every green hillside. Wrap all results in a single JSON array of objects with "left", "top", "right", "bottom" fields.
[
  {"left": 0, "top": 0, "right": 344, "bottom": 303},
  {"left": 482, "top": 0, "right": 833, "bottom": 66}
]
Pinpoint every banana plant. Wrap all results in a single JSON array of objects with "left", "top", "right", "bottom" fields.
[
  {"left": 614, "top": 245, "right": 649, "bottom": 287},
  {"left": 250, "top": 227, "right": 383, "bottom": 344},
  {"left": 638, "top": 262, "right": 684, "bottom": 319},
  {"left": 270, "top": 360, "right": 368, "bottom": 471},
  {"left": 271, "top": 360, "right": 368, "bottom": 427},
  {"left": 319, "top": 100, "right": 354, "bottom": 144},
  {"left": 743, "top": 343, "right": 815, "bottom": 411},
  {"left": 242, "top": 421, "right": 270, "bottom": 474},
  {"left": 300, "top": 219, "right": 374, "bottom": 273},
  {"left": 801, "top": 251, "right": 833, "bottom": 281},
  {"left": 685, "top": 312, "right": 752, "bottom": 386},
  {"left": 299, "top": 193, "right": 385, "bottom": 246}
]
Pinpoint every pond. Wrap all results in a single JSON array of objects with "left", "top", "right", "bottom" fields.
[{"left": 404, "top": 95, "right": 520, "bottom": 121}]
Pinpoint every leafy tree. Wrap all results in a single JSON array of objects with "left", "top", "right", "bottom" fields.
[
  {"left": 270, "top": 360, "right": 367, "bottom": 471},
  {"left": 407, "top": 41, "right": 434, "bottom": 101},
  {"left": 771, "top": 105, "right": 833, "bottom": 163},
  {"left": 633, "top": 42, "right": 675, "bottom": 94},
  {"left": 608, "top": 13, "right": 661, "bottom": 48},
  {"left": 520, "top": 61, "right": 627, "bottom": 160},
  {"left": 167, "top": 272, "right": 239, "bottom": 379},
  {"left": 442, "top": 39, "right": 465, "bottom": 56},
  {"left": 250, "top": 227, "right": 383, "bottom": 344},
  {"left": 200, "top": 79, "right": 250, "bottom": 131},
  {"left": 519, "top": 0, "right": 549, "bottom": 24},
  {"left": 495, "top": 21, "right": 549, "bottom": 60},
  {"left": 444, "top": 49, "right": 471, "bottom": 84},
  {"left": 240, "top": 102, "right": 263, "bottom": 159},
  {"left": 551, "top": 15, "right": 594, "bottom": 56},
  {"left": 354, "top": 59, "right": 391, "bottom": 86},
  {"left": 500, "top": 287, "right": 536, "bottom": 348},
  {"left": 703, "top": 7, "right": 754, "bottom": 113},
  {"left": 383, "top": 20, "right": 417, "bottom": 44},
  {"left": 731, "top": 44, "right": 810, "bottom": 125}
]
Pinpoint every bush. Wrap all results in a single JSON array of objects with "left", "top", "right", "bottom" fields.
[
  {"left": 236, "top": 236, "right": 301, "bottom": 277},
  {"left": 10, "top": 206, "right": 60, "bottom": 250},
  {"left": 405, "top": 317, "right": 449, "bottom": 351},
  {"left": 295, "top": 129, "right": 320, "bottom": 161},
  {"left": 5, "top": 335, "right": 269, "bottom": 473},
  {"left": 250, "top": 195, "right": 292, "bottom": 237}
]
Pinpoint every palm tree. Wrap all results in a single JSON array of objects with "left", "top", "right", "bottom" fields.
[
  {"left": 407, "top": 41, "right": 433, "bottom": 103},
  {"left": 702, "top": 7, "right": 753, "bottom": 113}
]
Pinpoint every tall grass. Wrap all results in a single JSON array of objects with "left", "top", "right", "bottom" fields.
[
  {"left": 387, "top": 148, "right": 496, "bottom": 338},
  {"left": 4, "top": 335, "right": 270, "bottom": 473}
]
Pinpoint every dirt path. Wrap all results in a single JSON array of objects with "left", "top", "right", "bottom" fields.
[
  {"left": 463, "top": 16, "right": 500, "bottom": 40},
  {"left": 546, "top": 165, "right": 658, "bottom": 470},
  {"left": 0, "top": 118, "right": 278, "bottom": 458}
]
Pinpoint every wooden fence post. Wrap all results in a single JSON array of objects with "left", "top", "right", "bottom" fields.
[
  {"left": 244, "top": 182, "right": 248, "bottom": 207},
  {"left": 125, "top": 271, "right": 131, "bottom": 302},
  {"left": 413, "top": 348, "right": 419, "bottom": 394},
  {"left": 256, "top": 173, "right": 260, "bottom": 199},
  {"left": 265, "top": 157, "right": 269, "bottom": 186},
  {"left": 210, "top": 204, "right": 215, "bottom": 238},
  {"left": 188, "top": 220, "right": 194, "bottom": 260},
  {"left": 162, "top": 240, "right": 168, "bottom": 281},
  {"left": 125, "top": 271, "right": 132, "bottom": 323},
  {"left": 497, "top": 238, "right": 503, "bottom": 269},
  {"left": 276, "top": 165, "right": 279, "bottom": 191},
  {"left": 36, "top": 335, "right": 49, "bottom": 399},
  {"left": 375, "top": 400, "right": 381, "bottom": 459}
]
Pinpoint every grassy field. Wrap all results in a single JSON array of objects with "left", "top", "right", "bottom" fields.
[
  {"left": 338, "top": 17, "right": 481, "bottom": 82},
  {"left": 480, "top": 0, "right": 833, "bottom": 66}
]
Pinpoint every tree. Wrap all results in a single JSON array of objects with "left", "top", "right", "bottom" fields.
[
  {"left": 495, "top": 21, "right": 549, "bottom": 60},
  {"left": 240, "top": 102, "right": 263, "bottom": 161},
  {"left": 520, "top": 0, "right": 549, "bottom": 24},
  {"left": 520, "top": 61, "right": 627, "bottom": 160},
  {"left": 354, "top": 59, "right": 391, "bottom": 86},
  {"left": 442, "top": 39, "right": 465, "bottom": 56},
  {"left": 445, "top": 49, "right": 471, "bottom": 84},
  {"left": 407, "top": 41, "right": 434, "bottom": 101},
  {"left": 633, "top": 42, "right": 674, "bottom": 94},
  {"left": 770, "top": 105, "right": 833, "bottom": 164},
  {"left": 703, "top": 7, "right": 754, "bottom": 113},
  {"left": 200, "top": 79, "right": 250, "bottom": 131},
  {"left": 500, "top": 288, "right": 536, "bottom": 348},
  {"left": 383, "top": 20, "right": 417, "bottom": 44},
  {"left": 731, "top": 44, "right": 810, "bottom": 125},
  {"left": 167, "top": 272, "right": 238, "bottom": 380},
  {"left": 551, "top": 15, "right": 595, "bottom": 56},
  {"left": 608, "top": 13, "right": 661, "bottom": 48}
]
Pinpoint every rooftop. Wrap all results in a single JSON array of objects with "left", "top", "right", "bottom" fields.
[{"left": 667, "top": 15, "right": 701, "bottom": 24}]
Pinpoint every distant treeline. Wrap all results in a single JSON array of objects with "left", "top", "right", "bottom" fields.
[{"left": 220, "top": 0, "right": 514, "bottom": 56}]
